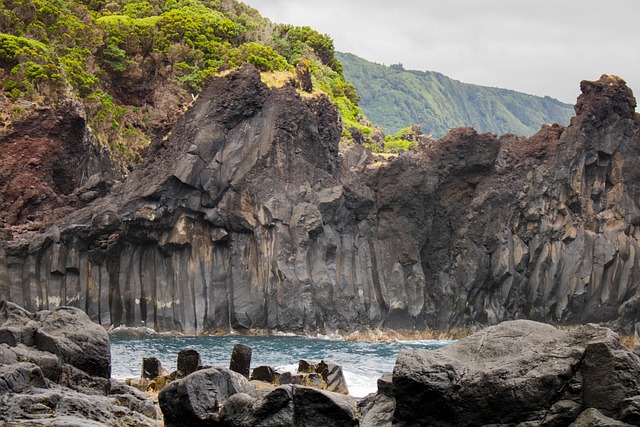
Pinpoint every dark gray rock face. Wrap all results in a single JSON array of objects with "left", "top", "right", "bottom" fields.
[
  {"left": 176, "top": 348, "right": 201, "bottom": 378},
  {"left": 368, "top": 320, "right": 640, "bottom": 426},
  {"left": 1, "top": 68, "right": 639, "bottom": 334},
  {"left": 0, "top": 301, "right": 158, "bottom": 426}
]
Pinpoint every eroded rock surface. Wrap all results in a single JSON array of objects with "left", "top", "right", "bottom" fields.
[
  {"left": 1, "top": 68, "right": 639, "bottom": 334},
  {"left": 0, "top": 301, "right": 159, "bottom": 426}
]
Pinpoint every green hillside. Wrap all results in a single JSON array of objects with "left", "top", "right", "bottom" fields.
[{"left": 337, "top": 52, "right": 575, "bottom": 138}]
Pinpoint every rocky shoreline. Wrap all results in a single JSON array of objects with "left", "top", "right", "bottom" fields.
[{"left": 3, "top": 300, "right": 640, "bottom": 426}]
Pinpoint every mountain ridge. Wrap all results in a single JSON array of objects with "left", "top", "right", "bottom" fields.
[{"left": 337, "top": 51, "right": 575, "bottom": 138}]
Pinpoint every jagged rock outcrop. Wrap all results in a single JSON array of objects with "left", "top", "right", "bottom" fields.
[
  {"left": 1, "top": 68, "right": 639, "bottom": 334},
  {"left": 360, "top": 320, "right": 640, "bottom": 426},
  {"left": 0, "top": 301, "right": 159, "bottom": 426}
]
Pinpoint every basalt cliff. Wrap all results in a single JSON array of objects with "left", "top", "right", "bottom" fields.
[{"left": 1, "top": 67, "right": 639, "bottom": 335}]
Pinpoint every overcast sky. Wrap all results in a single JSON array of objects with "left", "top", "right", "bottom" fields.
[{"left": 241, "top": 0, "right": 640, "bottom": 105}]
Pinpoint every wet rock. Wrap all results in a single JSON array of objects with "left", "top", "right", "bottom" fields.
[{"left": 229, "top": 343, "right": 252, "bottom": 378}]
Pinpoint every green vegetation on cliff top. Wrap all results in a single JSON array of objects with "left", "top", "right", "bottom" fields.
[
  {"left": 336, "top": 52, "right": 575, "bottom": 138},
  {"left": 0, "top": 0, "right": 361, "bottom": 170}
]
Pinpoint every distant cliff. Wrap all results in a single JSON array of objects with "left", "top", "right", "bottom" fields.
[
  {"left": 1, "top": 68, "right": 639, "bottom": 336},
  {"left": 337, "top": 52, "right": 575, "bottom": 138}
]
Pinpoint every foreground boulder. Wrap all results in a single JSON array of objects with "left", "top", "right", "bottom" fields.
[
  {"left": 159, "top": 367, "right": 253, "bottom": 426},
  {"left": 160, "top": 373, "right": 360, "bottom": 427},
  {"left": 0, "top": 301, "right": 159, "bottom": 426},
  {"left": 362, "top": 320, "right": 640, "bottom": 426}
]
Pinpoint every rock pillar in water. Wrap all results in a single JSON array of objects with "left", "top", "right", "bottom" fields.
[
  {"left": 177, "top": 349, "right": 201, "bottom": 378},
  {"left": 229, "top": 343, "right": 252, "bottom": 378},
  {"left": 142, "top": 357, "right": 162, "bottom": 379}
]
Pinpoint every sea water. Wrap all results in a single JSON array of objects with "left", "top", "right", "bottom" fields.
[{"left": 109, "top": 329, "right": 452, "bottom": 397}]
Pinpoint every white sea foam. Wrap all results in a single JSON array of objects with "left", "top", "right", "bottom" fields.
[
  {"left": 272, "top": 331, "right": 299, "bottom": 337},
  {"left": 344, "top": 369, "right": 378, "bottom": 398},
  {"left": 108, "top": 325, "right": 184, "bottom": 339},
  {"left": 314, "top": 332, "right": 345, "bottom": 341}
]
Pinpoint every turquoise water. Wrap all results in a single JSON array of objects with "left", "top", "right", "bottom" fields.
[{"left": 109, "top": 328, "right": 452, "bottom": 397}]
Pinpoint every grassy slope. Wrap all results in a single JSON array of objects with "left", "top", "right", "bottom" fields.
[{"left": 337, "top": 52, "right": 575, "bottom": 138}]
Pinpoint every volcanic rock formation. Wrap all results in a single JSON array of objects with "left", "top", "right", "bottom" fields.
[
  {"left": 0, "top": 67, "right": 639, "bottom": 334},
  {"left": 0, "top": 98, "right": 118, "bottom": 227}
]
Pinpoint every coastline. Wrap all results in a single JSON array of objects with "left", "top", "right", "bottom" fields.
[{"left": 107, "top": 324, "right": 637, "bottom": 348}]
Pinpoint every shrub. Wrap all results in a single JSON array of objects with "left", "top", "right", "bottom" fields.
[
  {"left": 226, "top": 42, "right": 290, "bottom": 72},
  {"left": 383, "top": 138, "right": 417, "bottom": 152}
]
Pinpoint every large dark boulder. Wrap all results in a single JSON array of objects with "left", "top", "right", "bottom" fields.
[
  {"left": 371, "top": 320, "right": 640, "bottom": 426},
  {"left": 216, "top": 384, "right": 360, "bottom": 427},
  {"left": 220, "top": 386, "right": 295, "bottom": 427},
  {"left": 0, "top": 301, "right": 110, "bottom": 379},
  {"left": 159, "top": 367, "right": 253, "bottom": 427},
  {"left": 292, "top": 385, "right": 359, "bottom": 427}
]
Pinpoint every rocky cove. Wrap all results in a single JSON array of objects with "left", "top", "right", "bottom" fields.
[
  {"left": 2, "top": 67, "right": 640, "bottom": 337},
  {"left": 2, "top": 65, "right": 640, "bottom": 425}
]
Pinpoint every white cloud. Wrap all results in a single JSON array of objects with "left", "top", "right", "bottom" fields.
[{"left": 241, "top": 0, "right": 640, "bottom": 104}]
